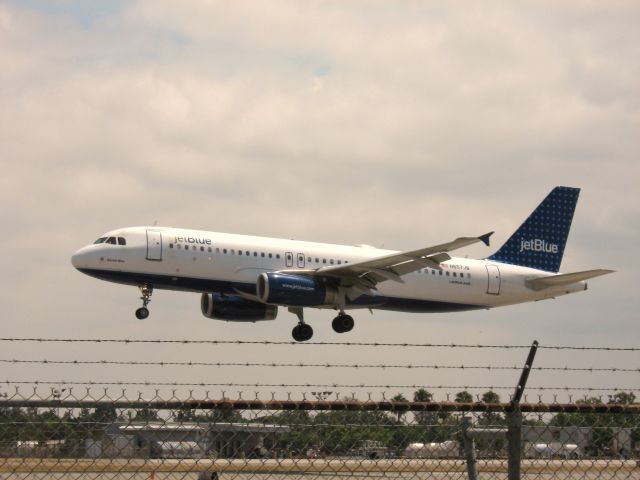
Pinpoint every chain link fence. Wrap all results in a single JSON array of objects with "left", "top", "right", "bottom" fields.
[
  {"left": 1, "top": 389, "right": 638, "bottom": 478},
  {"left": 0, "top": 338, "right": 638, "bottom": 478}
]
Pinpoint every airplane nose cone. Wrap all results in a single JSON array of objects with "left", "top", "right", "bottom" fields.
[
  {"left": 71, "top": 250, "right": 81, "bottom": 269},
  {"left": 71, "top": 247, "right": 90, "bottom": 269}
]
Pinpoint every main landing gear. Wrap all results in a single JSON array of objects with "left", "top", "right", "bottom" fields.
[
  {"left": 135, "top": 284, "right": 153, "bottom": 320},
  {"left": 332, "top": 312, "right": 354, "bottom": 334},
  {"left": 289, "top": 307, "right": 313, "bottom": 342},
  {"left": 292, "top": 323, "right": 313, "bottom": 342},
  {"left": 289, "top": 308, "right": 356, "bottom": 342}
]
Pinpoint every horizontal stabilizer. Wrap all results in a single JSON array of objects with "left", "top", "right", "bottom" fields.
[{"left": 526, "top": 269, "right": 614, "bottom": 291}]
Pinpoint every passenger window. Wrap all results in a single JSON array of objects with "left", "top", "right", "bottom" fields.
[
  {"left": 315, "top": 258, "right": 319, "bottom": 263},
  {"left": 185, "top": 245, "right": 189, "bottom": 250},
  {"left": 276, "top": 254, "right": 280, "bottom": 259},
  {"left": 322, "top": 259, "right": 326, "bottom": 264},
  {"left": 208, "top": 247, "right": 212, "bottom": 252},
  {"left": 268, "top": 253, "right": 273, "bottom": 258},
  {"left": 239, "top": 250, "right": 243, "bottom": 255},
  {"left": 200, "top": 246, "right": 205, "bottom": 252},
  {"left": 169, "top": 244, "right": 174, "bottom": 249},
  {"left": 231, "top": 249, "right": 235, "bottom": 254},
  {"left": 307, "top": 257, "right": 312, "bottom": 262},
  {"left": 330, "top": 259, "right": 334, "bottom": 265},
  {"left": 337, "top": 260, "right": 341, "bottom": 265},
  {"left": 216, "top": 248, "right": 220, "bottom": 253},
  {"left": 439, "top": 271, "right": 443, "bottom": 275},
  {"left": 446, "top": 271, "right": 450, "bottom": 276},
  {"left": 223, "top": 249, "right": 227, "bottom": 254},
  {"left": 261, "top": 253, "right": 265, "bottom": 258}
]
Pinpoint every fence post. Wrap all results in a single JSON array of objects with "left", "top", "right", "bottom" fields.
[
  {"left": 507, "top": 340, "right": 539, "bottom": 480},
  {"left": 506, "top": 408, "right": 522, "bottom": 480},
  {"left": 462, "top": 416, "right": 478, "bottom": 480}
]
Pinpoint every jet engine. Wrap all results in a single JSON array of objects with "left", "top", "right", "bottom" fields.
[
  {"left": 257, "top": 272, "right": 339, "bottom": 306},
  {"left": 201, "top": 293, "right": 277, "bottom": 321}
]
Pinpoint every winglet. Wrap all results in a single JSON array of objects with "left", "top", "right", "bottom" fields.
[{"left": 479, "top": 232, "right": 494, "bottom": 247}]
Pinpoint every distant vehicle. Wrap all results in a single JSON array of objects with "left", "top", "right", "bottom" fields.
[
  {"left": 150, "top": 441, "right": 203, "bottom": 459},
  {"left": 353, "top": 440, "right": 391, "bottom": 459},
  {"left": 404, "top": 441, "right": 459, "bottom": 458},
  {"left": 72, "top": 187, "right": 613, "bottom": 341},
  {"left": 15, "top": 440, "right": 65, "bottom": 457},
  {"left": 305, "top": 448, "right": 319, "bottom": 459},
  {"left": 525, "top": 442, "right": 582, "bottom": 459}
]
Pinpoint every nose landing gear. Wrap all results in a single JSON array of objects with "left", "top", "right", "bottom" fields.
[{"left": 135, "top": 284, "right": 153, "bottom": 320}]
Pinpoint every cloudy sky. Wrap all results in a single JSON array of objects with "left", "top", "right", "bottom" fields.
[{"left": 0, "top": 1, "right": 638, "bottom": 403}]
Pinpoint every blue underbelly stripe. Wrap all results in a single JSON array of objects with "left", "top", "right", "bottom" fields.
[{"left": 78, "top": 268, "right": 484, "bottom": 313}]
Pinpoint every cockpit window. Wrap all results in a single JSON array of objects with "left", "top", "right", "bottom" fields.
[{"left": 94, "top": 236, "right": 126, "bottom": 245}]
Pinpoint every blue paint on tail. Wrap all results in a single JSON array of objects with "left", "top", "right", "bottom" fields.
[{"left": 487, "top": 186, "right": 580, "bottom": 272}]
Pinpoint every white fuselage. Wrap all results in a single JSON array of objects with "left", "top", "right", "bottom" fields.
[{"left": 71, "top": 226, "right": 586, "bottom": 313}]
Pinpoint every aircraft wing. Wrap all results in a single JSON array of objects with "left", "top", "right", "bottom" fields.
[
  {"left": 525, "top": 269, "right": 614, "bottom": 291},
  {"left": 279, "top": 232, "right": 493, "bottom": 299}
]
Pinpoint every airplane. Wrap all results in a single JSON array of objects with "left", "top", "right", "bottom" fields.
[{"left": 71, "top": 186, "right": 613, "bottom": 341}]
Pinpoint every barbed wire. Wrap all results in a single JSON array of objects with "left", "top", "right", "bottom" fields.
[
  {"left": 1, "top": 358, "right": 637, "bottom": 372},
  {"left": 2, "top": 380, "right": 638, "bottom": 392},
  {"left": 0, "top": 337, "right": 638, "bottom": 351}
]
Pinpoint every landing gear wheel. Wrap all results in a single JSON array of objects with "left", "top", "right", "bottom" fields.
[
  {"left": 292, "top": 323, "right": 313, "bottom": 342},
  {"left": 135, "top": 307, "right": 149, "bottom": 320},
  {"left": 332, "top": 314, "right": 354, "bottom": 333}
]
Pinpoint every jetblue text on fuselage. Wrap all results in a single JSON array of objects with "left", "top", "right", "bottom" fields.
[
  {"left": 519, "top": 238, "right": 558, "bottom": 253},
  {"left": 174, "top": 236, "right": 212, "bottom": 245}
]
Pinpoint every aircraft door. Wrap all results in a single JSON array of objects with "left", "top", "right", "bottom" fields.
[
  {"left": 297, "top": 253, "right": 305, "bottom": 268},
  {"left": 285, "top": 252, "right": 294, "bottom": 268},
  {"left": 486, "top": 265, "right": 501, "bottom": 295},
  {"left": 146, "top": 230, "right": 162, "bottom": 261}
]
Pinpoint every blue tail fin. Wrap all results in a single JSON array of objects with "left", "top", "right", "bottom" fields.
[{"left": 487, "top": 186, "right": 580, "bottom": 272}]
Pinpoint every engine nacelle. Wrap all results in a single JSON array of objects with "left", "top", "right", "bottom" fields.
[
  {"left": 257, "top": 272, "right": 339, "bottom": 306},
  {"left": 201, "top": 293, "right": 277, "bottom": 322}
]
